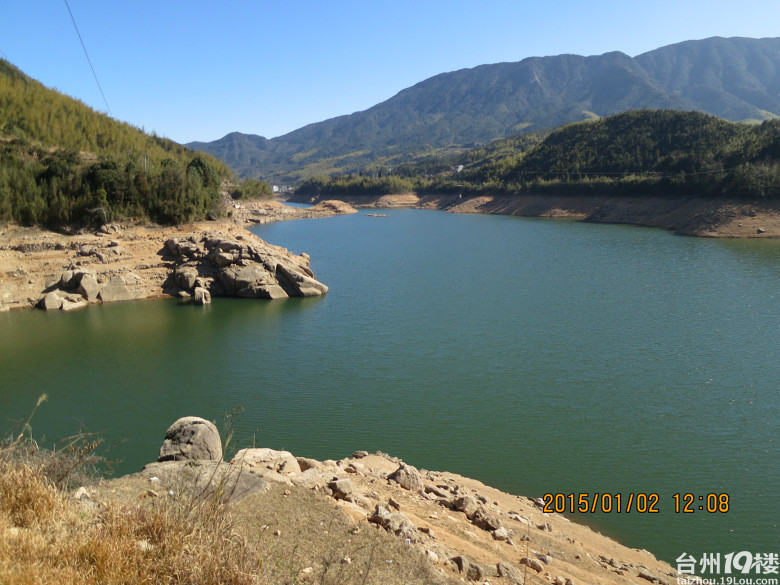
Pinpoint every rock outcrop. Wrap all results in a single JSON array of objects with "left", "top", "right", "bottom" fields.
[
  {"left": 25, "top": 226, "right": 327, "bottom": 311},
  {"left": 158, "top": 416, "right": 223, "bottom": 462}
]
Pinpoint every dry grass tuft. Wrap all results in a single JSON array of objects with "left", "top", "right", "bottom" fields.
[{"left": 0, "top": 443, "right": 263, "bottom": 584}]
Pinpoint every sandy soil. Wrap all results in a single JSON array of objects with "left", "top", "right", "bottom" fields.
[
  {"left": 0, "top": 199, "right": 357, "bottom": 312},
  {"left": 291, "top": 192, "right": 780, "bottom": 238}
]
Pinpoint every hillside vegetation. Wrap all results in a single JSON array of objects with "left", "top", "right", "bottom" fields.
[
  {"left": 0, "top": 59, "right": 264, "bottom": 227},
  {"left": 295, "top": 110, "right": 780, "bottom": 200},
  {"left": 190, "top": 36, "right": 780, "bottom": 182}
]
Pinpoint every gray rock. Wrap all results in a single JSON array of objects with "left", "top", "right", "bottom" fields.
[
  {"left": 275, "top": 262, "right": 328, "bottom": 297},
  {"left": 388, "top": 463, "right": 423, "bottom": 492},
  {"left": 98, "top": 276, "right": 135, "bottom": 302},
  {"left": 472, "top": 506, "right": 502, "bottom": 531},
  {"left": 38, "top": 291, "right": 63, "bottom": 310},
  {"left": 61, "top": 297, "right": 88, "bottom": 311},
  {"left": 454, "top": 494, "right": 479, "bottom": 517},
  {"left": 158, "top": 416, "right": 223, "bottom": 462},
  {"left": 77, "top": 273, "right": 101, "bottom": 301},
  {"left": 193, "top": 287, "right": 211, "bottom": 305},
  {"left": 60, "top": 269, "right": 79, "bottom": 289},
  {"left": 497, "top": 562, "right": 524, "bottom": 584},
  {"left": 520, "top": 557, "right": 544, "bottom": 573},
  {"left": 218, "top": 264, "right": 288, "bottom": 299},
  {"left": 173, "top": 266, "right": 199, "bottom": 291},
  {"left": 232, "top": 448, "right": 302, "bottom": 474},
  {"left": 138, "top": 460, "right": 267, "bottom": 504},
  {"left": 493, "top": 526, "right": 509, "bottom": 540},
  {"left": 327, "top": 478, "right": 354, "bottom": 500},
  {"left": 296, "top": 457, "right": 321, "bottom": 471},
  {"left": 212, "top": 251, "right": 236, "bottom": 267}
]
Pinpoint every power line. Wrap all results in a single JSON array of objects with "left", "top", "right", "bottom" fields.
[{"left": 62, "top": 0, "right": 111, "bottom": 115}]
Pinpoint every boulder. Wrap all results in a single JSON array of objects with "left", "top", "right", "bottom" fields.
[
  {"left": 275, "top": 262, "right": 328, "bottom": 296},
  {"left": 497, "top": 562, "right": 524, "bottom": 584},
  {"left": 61, "top": 297, "right": 88, "bottom": 311},
  {"left": 327, "top": 478, "right": 354, "bottom": 500},
  {"left": 520, "top": 557, "right": 545, "bottom": 573},
  {"left": 472, "top": 506, "right": 502, "bottom": 531},
  {"left": 212, "top": 251, "right": 235, "bottom": 267},
  {"left": 98, "top": 276, "right": 135, "bottom": 302},
  {"left": 38, "top": 291, "right": 63, "bottom": 311},
  {"left": 158, "top": 416, "right": 223, "bottom": 462},
  {"left": 77, "top": 273, "right": 101, "bottom": 301},
  {"left": 137, "top": 460, "right": 267, "bottom": 504},
  {"left": 454, "top": 494, "right": 479, "bottom": 517},
  {"left": 231, "top": 448, "right": 301, "bottom": 474},
  {"left": 388, "top": 463, "right": 423, "bottom": 492},
  {"left": 173, "top": 266, "right": 199, "bottom": 291},
  {"left": 218, "top": 264, "right": 288, "bottom": 299},
  {"left": 193, "top": 287, "right": 211, "bottom": 305}
]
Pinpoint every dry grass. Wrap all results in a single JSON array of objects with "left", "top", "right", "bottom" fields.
[
  {"left": 0, "top": 455, "right": 263, "bottom": 585},
  {"left": 0, "top": 429, "right": 452, "bottom": 585}
]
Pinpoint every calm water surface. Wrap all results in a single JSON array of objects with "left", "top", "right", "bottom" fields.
[{"left": 1, "top": 208, "right": 778, "bottom": 564}]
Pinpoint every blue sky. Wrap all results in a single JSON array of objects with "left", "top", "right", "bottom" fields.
[{"left": 1, "top": 1, "right": 778, "bottom": 144}]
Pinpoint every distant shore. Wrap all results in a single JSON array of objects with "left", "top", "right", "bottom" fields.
[{"left": 289, "top": 192, "right": 780, "bottom": 238}]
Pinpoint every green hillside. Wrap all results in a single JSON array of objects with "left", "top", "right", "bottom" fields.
[
  {"left": 0, "top": 59, "right": 235, "bottom": 226},
  {"left": 295, "top": 110, "right": 780, "bottom": 200}
]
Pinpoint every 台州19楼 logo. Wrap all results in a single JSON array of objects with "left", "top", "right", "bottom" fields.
[{"left": 676, "top": 552, "right": 778, "bottom": 585}]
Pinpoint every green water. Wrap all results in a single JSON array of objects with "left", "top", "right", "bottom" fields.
[{"left": 1, "top": 208, "right": 778, "bottom": 565}]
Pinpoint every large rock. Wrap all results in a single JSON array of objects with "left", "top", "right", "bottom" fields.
[
  {"left": 388, "top": 463, "right": 423, "bottom": 492},
  {"left": 77, "top": 273, "right": 101, "bottom": 301},
  {"left": 38, "top": 291, "right": 63, "bottom": 311},
  {"left": 275, "top": 262, "right": 329, "bottom": 296},
  {"left": 193, "top": 287, "right": 211, "bottom": 305},
  {"left": 231, "top": 448, "right": 302, "bottom": 475},
  {"left": 138, "top": 460, "right": 267, "bottom": 504},
  {"left": 98, "top": 276, "right": 135, "bottom": 302},
  {"left": 472, "top": 506, "right": 503, "bottom": 531},
  {"left": 158, "top": 416, "right": 223, "bottom": 462},
  {"left": 217, "top": 264, "right": 288, "bottom": 299},
  {"left": 173, "top": 266, "right": 199, "bottom": 291}
]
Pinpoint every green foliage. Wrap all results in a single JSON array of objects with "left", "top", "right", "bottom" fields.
[
  {"left": 230, "top": 178, "right": 273, "bottom": 200},
  {"left": 294, "top": 111, "right": 780, "bottom": 201},
  {"left": 0, "top": 59, "right": 231, "bottom": 226}
]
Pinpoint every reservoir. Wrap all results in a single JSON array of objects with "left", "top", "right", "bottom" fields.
[{"left": 1, "top": 208, "right": 778, "bottom": 565}]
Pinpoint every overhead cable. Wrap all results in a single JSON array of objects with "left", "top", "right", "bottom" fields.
[{"left": 63, "top": 0, "right": 111, "bottom": 115}]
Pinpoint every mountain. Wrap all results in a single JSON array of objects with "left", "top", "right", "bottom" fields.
[
  {"left": 188, "top": 37, "right": 780, "bottom": 182},
  {"left": 294, "top": 110, "right": 780, "bottom": 202}
]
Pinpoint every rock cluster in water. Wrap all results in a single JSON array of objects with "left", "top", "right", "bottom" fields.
[{"left": 35, "top": 229, "right": 327, "bottom": 310}]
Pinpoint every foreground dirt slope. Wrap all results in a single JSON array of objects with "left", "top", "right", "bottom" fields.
[{"left": 97, "top": 450, "right": 683, "bottom": 585}]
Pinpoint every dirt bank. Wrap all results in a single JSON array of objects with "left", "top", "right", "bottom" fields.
[
  {"left": 291, "top": 192, "right": 780, "bottom": 238},
  {"left": 0, "top": 199, "right": 357, "bottom": 312}
]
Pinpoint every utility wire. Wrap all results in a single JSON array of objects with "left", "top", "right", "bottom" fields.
[{"left": 63, "top": 0, "right": 111, "bottom": 115}]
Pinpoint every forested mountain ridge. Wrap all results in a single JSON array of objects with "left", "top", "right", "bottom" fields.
[
  {"left": 0, "top": 59, "right": 237, "bottom": 226},
  {"left": 294, "top": 110, "right": 780, "bottom": 201},
  {"left": 188, "top": 36, "right": 780, "bottom": 182}
]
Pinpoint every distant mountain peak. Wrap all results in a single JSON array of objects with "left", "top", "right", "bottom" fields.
[{"left": 188, "top": 36, "right": 780, "bottom": 182}]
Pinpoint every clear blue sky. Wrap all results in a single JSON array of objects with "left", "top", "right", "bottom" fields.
[{"left": 1, "top": 1, "right": 778, "bottom": 144}]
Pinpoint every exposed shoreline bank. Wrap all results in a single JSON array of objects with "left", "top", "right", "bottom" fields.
[
  {"left": 0, "top": 199, "right": 358, "bottom": 312},
  {"left": 87, "top": 416, "right": 684, "bottom": 585},
  {"left": 289, "top": 192, "right": 780, "bottom": 238}
]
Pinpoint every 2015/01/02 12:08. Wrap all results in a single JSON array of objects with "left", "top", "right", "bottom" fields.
[{"left": 541, "top": 493, "right": 730, "bottom": 514}]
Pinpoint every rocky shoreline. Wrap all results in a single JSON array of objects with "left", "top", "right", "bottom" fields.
[
  {"left": 289, "top": 192, "right": 780, "bottom": 238},
  {"left": 0, "top": 199, "right": 357, "bottom": 312},
  {"left": 86, "top": 416, "right": 685, "bottom": 585}
]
